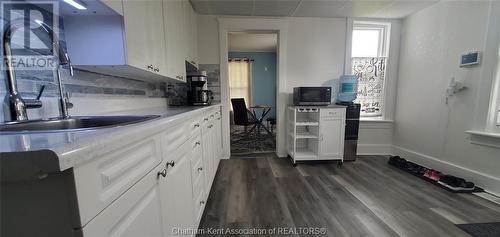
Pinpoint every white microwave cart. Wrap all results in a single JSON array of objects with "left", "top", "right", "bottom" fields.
[{"left": 287, "top": 106, "right": 346, "bottom": 166}]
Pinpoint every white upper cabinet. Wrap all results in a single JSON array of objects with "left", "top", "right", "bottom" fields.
[
  {"left": 122, "top": 0, "right": 166, "bottom": 75},
  {"left": 163, "top": 0, "right": 186, "bottom": 81},
  {"left": 183, "top": 0, "right": 198, "bottom": 68},
  {"left": 64, "top": 0, "right": 198, "bottom": 83},
  {"left": 101, "top": 0, "right": 124, "bottom": 15}
]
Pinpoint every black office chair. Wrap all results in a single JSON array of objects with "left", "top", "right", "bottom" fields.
[{"left": 231, "top": 98, "right": 258, "bottom": 136}]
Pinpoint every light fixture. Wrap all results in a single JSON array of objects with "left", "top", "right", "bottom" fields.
[{"left": 63, "top": 0, "right": 87, "bottom": 10}]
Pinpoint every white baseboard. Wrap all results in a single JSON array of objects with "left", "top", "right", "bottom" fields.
[
  {"left": 392, "top": 145, "right": 500, "bottom": 197},
  {"left": 357, "top": 144, "right": 393, "bottom": 155}
]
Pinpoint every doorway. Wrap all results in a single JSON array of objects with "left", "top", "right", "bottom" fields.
[{"left": 227, "top": 32, "right": 278, "bottom": 156}]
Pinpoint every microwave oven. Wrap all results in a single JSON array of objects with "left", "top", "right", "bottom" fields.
[{"left": 293, "top": 87, "right": 332, "bottom": 106}]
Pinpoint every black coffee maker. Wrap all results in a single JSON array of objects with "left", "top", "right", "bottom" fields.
[{"left": 187, "top": 72, "right": 213, "bottom": 106}]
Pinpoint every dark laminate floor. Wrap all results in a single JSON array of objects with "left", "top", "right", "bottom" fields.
[{"left": 199, "top": 155, "right": 500, "bottom": 236}]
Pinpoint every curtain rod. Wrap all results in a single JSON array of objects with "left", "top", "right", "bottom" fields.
[{"left": 228, "top": 58, "right": 254, "bottom": 62}]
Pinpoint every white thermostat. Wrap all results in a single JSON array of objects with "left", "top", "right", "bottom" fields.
[{"left": 460, "top": 51, "right": 481, "bottom": 67}]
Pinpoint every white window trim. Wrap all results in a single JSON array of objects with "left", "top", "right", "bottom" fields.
[
  {"left": 467, "top": 1, "right": 500, "bottom": 146},
  {"left": 347, "top": 20, "right": 392, "bottom": 120}
]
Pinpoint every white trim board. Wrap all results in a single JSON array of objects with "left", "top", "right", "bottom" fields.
[{"left": 392, "top": 145, "right": 500, "bottom": 197}]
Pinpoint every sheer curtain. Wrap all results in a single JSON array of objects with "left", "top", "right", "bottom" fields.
[{"left": 228, "top": 59, "right": 252, "bottom": 106}]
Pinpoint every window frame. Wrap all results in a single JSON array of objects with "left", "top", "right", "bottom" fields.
[
  {"left": 349, "top": 21, "right": 391, "bottom": 119},
  {"left": 352, "top": 24, "right": 388, "bottom": 58}
]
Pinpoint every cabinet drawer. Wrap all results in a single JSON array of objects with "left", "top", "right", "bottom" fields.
[
  {"left": 162, "top": 120, "right": 190, "bottom": 154},
  {"left": 82, "top": 164, "right": 164, "bottom": 237},
  {"left": 320, "top": 108, "right": 345, "bottom": 118},
  {"left": 74, "top": 137, "right": 162, "bottom": 226}
]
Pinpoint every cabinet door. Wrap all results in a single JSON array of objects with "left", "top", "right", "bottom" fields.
[
  {"left": 183, "top": 0, "right": 197, "bottom": 67},
  {"left": 201, "top": 123, "right": 213, "bottom": 193},
  {"left": 82, "top": 165, "right": 164, "bottom": 237},
  {"left": 123, "top": 0, "right": 165, "bottom": 74},
  {"left": 318, "top": 118, "right": 345, "bottom": 158},
  {"left": 159, "top": 142, "right": 195, "bottom": 237},
  {"left": 101, "top": 0, "right": 123, "bottom": 15},
  {"left": 163, "top": 0, "right": 186, "bottom": 81},
  {"left": 149, "top": 0, "right": 167, "bottom": 75}
]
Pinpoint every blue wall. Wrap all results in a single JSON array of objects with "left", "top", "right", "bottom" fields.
[{"left": 229, "top": 51, "right": 277, "bottom": 119}]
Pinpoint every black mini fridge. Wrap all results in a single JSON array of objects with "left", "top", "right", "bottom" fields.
[{"left": 337, "top": 102, "right": 361, "bottom": 161}]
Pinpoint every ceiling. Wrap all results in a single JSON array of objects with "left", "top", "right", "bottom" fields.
[
  {"left": 229, "top": 32, "right": 278, "bottom": 51},
  {"left": 190, "top": 0, "right": 438, "bottom": 19}
]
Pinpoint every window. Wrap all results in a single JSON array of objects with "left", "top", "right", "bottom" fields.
[
  {"left": 351, "top": 22, "right": 390, "bottom": 117},
  {"left": 228, "top": 58, "right": 252, "bottom": 106}
]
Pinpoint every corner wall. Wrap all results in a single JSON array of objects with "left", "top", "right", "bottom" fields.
[{"left": 394, "top": 1, "right": 500, "bottom": 195}]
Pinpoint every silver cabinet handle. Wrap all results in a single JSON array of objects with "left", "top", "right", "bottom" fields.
[
  {"left": 200, "top": 201, "right": 205, "bottom": 205},
  {"left": 197, "top": 167, "right": 203, "bottom": 171},
  {"left": 194, "top": 123, "right": 200, "bottom": 128},
  {"left": 166, "top": 160, "right": 175, "bottom": 169},
  {"left": 157, "top": 168, "right": 167, "bottom": 178},
  {"left": 210, "top": 114, "right": 214, "bottom": 118},
  {"left": 154, "top": 67, "right": 159, "bottom": 72},
  {"left": 147, "top": 64, "right": 153, "bottom": 70},
  {"left": 195, "top": 141, "right": 201, "bottom": 146}
]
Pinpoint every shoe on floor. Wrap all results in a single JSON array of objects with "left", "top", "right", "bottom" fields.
[
  {"left": 429, "top": 170, "right": 443, "bottom": 181},
  {"left": 423, "top": 169, "right": 434, "bottom": 178},
  {"left": 438, "top": 175, "right": 475, "bottom": 191}
]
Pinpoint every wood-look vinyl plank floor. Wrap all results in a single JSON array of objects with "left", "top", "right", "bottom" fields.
[{"left": 198, "top": 155, "right": 500, "bottom": 236}]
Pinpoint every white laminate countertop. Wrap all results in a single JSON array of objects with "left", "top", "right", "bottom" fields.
[{"left": 0, "top": 105, "right": 220, "bottom": 171}]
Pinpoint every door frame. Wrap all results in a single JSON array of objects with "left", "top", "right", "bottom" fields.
[{"left": 219, "top": 18, "right": 288, "bottom": 158}]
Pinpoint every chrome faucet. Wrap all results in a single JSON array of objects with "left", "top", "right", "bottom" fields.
[{"left": 3, "top": 18, "right": 74, "bottom": 122}]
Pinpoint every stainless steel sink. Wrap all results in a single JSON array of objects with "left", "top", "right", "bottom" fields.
[{"left": 0, "top": 115, "right": 160, "bottom": 134}]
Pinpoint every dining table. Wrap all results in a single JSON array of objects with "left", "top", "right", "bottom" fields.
[{"left": 248, "top": 104, "right": 273, "bottom": 136}]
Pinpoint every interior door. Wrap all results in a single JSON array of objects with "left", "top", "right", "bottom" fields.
[
  {"left": 159, "top": 143, "right": 195, "bottom": 237},
  {"left": 319, "top": 118, "right": 345, "bottom": 158}
]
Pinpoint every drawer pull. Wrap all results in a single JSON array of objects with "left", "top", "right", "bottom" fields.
[
  {"left": 208, "top": 125, "right": 213, "bottom": 128},
  {"left": 200, "top": 201, "right": 205, "bottom": 205},
  {"left": 166, "top": 160, "right": 175, "bottom": 169},
  {"left": 195, "top": 141, "right": 201, "bottom": 146},
  {"left": 217, "top": 117, "right": 221, "bottom": 120},
  {"left": 194, "top": 123, "right": 200, "bottom": 128},
  {"left": 204, "top": 118, "right": 209, "bottom": 121},
  {"left": 210, "top": 115, "right": 214, "bottom": 118},
  {"left": 197, "top": 167, "right": 203, "bottom": 172},
  {"left": 157, "top": 168, "right": 167, "bottom": 178}
]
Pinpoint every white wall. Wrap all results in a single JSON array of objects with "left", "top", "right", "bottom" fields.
[
  {"left": 394, "top": 1, "right": 500, "bottom": 195},
  {"left": 198, "top": 15, "right": 399, "bottom": 155}
]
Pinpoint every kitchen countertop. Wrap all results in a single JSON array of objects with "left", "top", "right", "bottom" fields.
[{"left": 0, "top": 105, "right": 220, "bottom": 172}]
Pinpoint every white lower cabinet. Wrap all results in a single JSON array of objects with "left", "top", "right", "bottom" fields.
[
  {"left": 287, "top": 106, "right": 346, "bottom": 164},
  {"left": 159, "top": 140, "right": 195, "bottom": 237},
  {"left": 82, "top": 164, "right": 165, "bottom": 237},
  {"left": 80, "top": 106, "right": 222, "bottom": 237}
]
